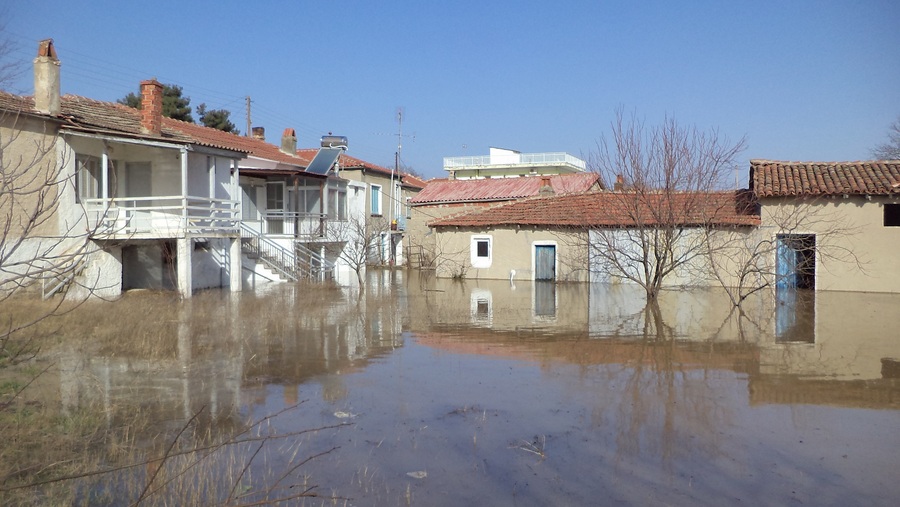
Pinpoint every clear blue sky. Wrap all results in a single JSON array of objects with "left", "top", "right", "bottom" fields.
[{"left": 3, "top": 0, "right": 899, "bottom": 183}]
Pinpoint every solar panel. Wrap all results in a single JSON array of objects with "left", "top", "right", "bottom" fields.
[{"left": 304, "top": 148, "right": 343, "bottom": 175}]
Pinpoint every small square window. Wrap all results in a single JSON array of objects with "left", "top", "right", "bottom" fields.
[
  {"left": 476, "top": 240, "right": 489, "bottom": 258},
  {"left": 471, "top": 236, "right": 492, "bottom": 268},
  {"left": 885, "top": 203, "right": 900, "bottom": 227}
]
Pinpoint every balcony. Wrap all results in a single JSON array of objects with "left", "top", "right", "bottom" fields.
[
  {"left": 85, "top": 196, "right": 240, "bottom": 239},
  {"left": 443, "top": 152, "right": 586, "bottom": 172}
]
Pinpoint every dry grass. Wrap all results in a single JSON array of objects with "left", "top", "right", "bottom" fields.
[{"left": 0, "top": 285, "right": 357, "bottom": 505}]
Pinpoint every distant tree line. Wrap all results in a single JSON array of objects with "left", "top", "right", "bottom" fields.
[{"left": 118, "top": 84, "right": 239, "bottom": 134}]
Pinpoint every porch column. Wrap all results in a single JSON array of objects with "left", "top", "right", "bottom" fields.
[
  {"left": 101, "top": 149, "right": 109, "bottom": 200},
  {"left": 181, "top": 148, "right": 189, "bottom": 229},
  {"left": 229, "top": 237, "right": 242, "bottom": 292},
  {"left": 177, "top": 237, "right": 192, "bottom": 298}
]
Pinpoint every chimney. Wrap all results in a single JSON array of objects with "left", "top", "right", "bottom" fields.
[
  {"left": 614, "top": 174, "right": 625, "bottom": 191},
  {"left": 33, "top": 39, "right": 61, "bottom": 116},
  {"left": 281, "top": 128, "right": 297, "bottom": 154},
  {"left": 251, "top": 126, "right": 265, "bottom": 141},
  {"left": 140, "top": 79, "right": 163, "bottom": 135},
  {"left": 539, "top": 176, "right": 554, "bottom": 196}
]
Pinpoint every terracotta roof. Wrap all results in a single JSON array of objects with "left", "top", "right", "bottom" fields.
[
  {"left": 401, "top": 173, "right": 427, "bottom": 190},
  {"left": 164, "top": 119, "right": 304, "bottom": 166},
  {"left": 296, "top": 149, "right": 394, "bottom": 176},
  {"left": 410, "top": 173, "right": 601, "bottom": 205},
  {"left": 429, "top": 190, "right": 760, "bottom": 228},
  {"left": 59, "top": 94, "right": 198, "bottom": 144},
  {"left": 750, "top": 160, "right": 900, "bottom": 197},
  {"left": 0, "top": 90, "right": 252, "bottom": 154}
]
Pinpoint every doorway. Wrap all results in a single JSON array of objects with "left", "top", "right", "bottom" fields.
[
  {"left": 534, "top": 244, "right": 556, "bottom": 281},
  {"left": 775, "top": 234, "right": 815, "bottom": 289}
]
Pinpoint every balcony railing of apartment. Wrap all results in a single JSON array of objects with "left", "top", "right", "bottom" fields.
[
  {"left": 85, "top": 196, "right": 240, "bottom": 237},
  {"left": 443, "top": 152, "right": 587, "bottom": 171},
  {"left": 250, "top": 211, "right": 332, "bottom": 239}
]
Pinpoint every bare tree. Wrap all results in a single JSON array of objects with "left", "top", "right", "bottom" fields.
[
  {"left": 325, "top": 214, "right": 389, "bottom": 290},
  {"left": 872, "top": 115, "right": 900, "bottom": 160},
  {"left": 705, "top": 197, "right": 861, "bottom": 307},
  {"left": 589, "top": 109, "right": 747, "bottom": 300}
]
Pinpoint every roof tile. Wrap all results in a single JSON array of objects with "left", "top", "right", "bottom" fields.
[
  {"left": 430, "top": 190, "right": 759, "bottom": 228},
  {"left": 751, "top": 160, "right": 900, "bottom": 197},
  {"left": 411, "top": 173, "right": 600, "bottom": 204}
]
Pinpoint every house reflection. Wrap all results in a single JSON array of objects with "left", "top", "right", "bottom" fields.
[{"left": 775, "top": 288, "right": 815, "bottom": 343}]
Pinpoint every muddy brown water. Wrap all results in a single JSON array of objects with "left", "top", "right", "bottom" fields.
[{"left": 9, "top": 271, "right": 900, "bottom": 505}]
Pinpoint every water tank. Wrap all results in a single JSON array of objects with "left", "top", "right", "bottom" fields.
[{"left": 321, "top": 135, "right": 348, "bottom": 149}]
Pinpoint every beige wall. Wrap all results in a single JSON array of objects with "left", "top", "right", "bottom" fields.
[
  {"left": 1, "top": 114, "right": 64, "bottom": 238},
  {"left": 432, "top": 226, "right": 589, "bottom": 282},
  {"left": 406, "top": 202, "right": 490, "bottom": 268},
  {"left": 760, "top": 196, "right": 900, "bottom": 293}
]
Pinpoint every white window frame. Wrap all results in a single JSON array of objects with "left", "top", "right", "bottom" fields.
[{"left": 471, "top": 235, "right": 492, "bottom": 269}]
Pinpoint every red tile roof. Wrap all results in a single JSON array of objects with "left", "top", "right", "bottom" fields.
[
  {"left": 164, "top": 118, "right": 306, "bottom": 166},
  {"left": 296, "top": 149, "right": 393, "bottom": 176},
  {"left": 410, "top": 173, "right": 601, "bottom": 205},
  {"left": 401, "top": 173, "right": 427, "bottom": 190},
  {"left": 0, "top": 90, "right": 252, "bottom": 154},
  {"left": 751, "top": 160, "right": 900, "bottom": 197},
  {"left": 429, "top": 190, "right": 760, "bottom": 228}
]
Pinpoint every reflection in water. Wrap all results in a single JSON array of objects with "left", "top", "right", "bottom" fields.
[
  {"left": 8, "top": 273, "right": 900, "bottom": 505},
  {"left": 775, "top": 287, "right": 815, "bottom": 343},
  {"left": 533, "top": 281, "right": 556, "bottom": 319}
]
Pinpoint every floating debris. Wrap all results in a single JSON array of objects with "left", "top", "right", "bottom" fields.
[
  {"left": 333, "top": 411, "right": 357, "bottom": 419},
  {"left": 406, "top": 470, "right": 427, "bottom": 479}
]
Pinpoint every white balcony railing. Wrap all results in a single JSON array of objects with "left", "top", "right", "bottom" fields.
[
  {"left": 252, "top": 211, "right": 330, "bottom": 239},
  {"left": 85, "top": 195, "right": 240, "bottom": 237},
  {"left": 443, "top": 152, "right": 587, "bottom": 170}
]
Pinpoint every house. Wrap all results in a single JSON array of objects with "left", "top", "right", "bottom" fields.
[
  {"left": 407, "top": 172, "right": 601, "bottom": 269},
  {"left": 443, "top": 147, "right": 587, "bottom": 180},
  {"left": 1, "top": 41, "right": 245, "bottom": 299},
  {"left": 304, "top": 150, "right": 424, "bottom": 267},
  {"left": 426, "top": 190, "right": 759, "bottom": 284},
  {"left": 750, "top": 160, "right": 900, "bottom": 293},
  {"left": 170, "top": 122, "right": 361, "bottom": 286}
]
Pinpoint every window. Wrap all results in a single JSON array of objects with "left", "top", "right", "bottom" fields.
[
  {"left": 371, "top": 184, "right": 382, "bottom": 215},
  {"left": 885, "top": 204, "right": 900, "bottom": 226},
  {"left": 266, "top": 182, "right": 285, "bottom": 212},
  {"left": 338, "top": 190, "right": 348, "bottom": 221},
  {"left": 75, "top": 154, "right": 100, "bottom": 203},
  {"left": 470, "top": 235, "right": 492, "bottom": 268}
]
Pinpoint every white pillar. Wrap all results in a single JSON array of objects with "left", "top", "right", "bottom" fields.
[
  {"left": 230, "top": 237, "right": 242, "bottom": 292},
  {"left": 178, "top": 237, "right": 192, "bottom": 298}
]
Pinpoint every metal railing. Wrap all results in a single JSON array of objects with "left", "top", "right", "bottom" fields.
[
  {"left": 239, "top": 223, "right": 334, "bottom": 281},
  {"left": 85, "top": 195, "right": 240, "bottom": 237},
  {"left": 443, "top": 152, "right": 587, "bottom": 170}
]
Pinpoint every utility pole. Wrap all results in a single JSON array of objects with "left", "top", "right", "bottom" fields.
[{"left": 245, "top": 96, "right": 251, "bottom": 137}]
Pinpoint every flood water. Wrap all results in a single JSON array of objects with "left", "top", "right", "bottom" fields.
[{"left": 6, "top": 271, "right": 900, "bottom": 506}]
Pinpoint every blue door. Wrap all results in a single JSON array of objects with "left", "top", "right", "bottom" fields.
[{"left": 535, "top": 245, "right": 556, "bottom": 281}]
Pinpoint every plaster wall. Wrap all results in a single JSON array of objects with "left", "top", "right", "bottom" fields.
[
  {"left": 760, "top": 196, "right": 900, "bottom": 293},
  {"left": 433, "top": 226, "right": 588, "bottom": 282}
]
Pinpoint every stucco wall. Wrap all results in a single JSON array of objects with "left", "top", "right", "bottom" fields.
[
  {"left": 432, "top": 226, "right": 588, "bottom": 282},
  {"left": 760, "top": 196, "right": 900, "bottom": 293}
]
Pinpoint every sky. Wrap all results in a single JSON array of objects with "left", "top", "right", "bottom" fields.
[{"left": 3, "top": 0, "right": 899, "bottom": 184}]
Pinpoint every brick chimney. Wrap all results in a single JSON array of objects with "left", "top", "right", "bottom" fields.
[
  {"left": 281, "top": 128, "right": 297, "bottom": 154},
  {"left": 539, "top": 175, "right": 554, "bottom": 196},
  {"left": 33, "top": 39, "right": 61, "bottom": 116},
  {"left": 614, "top": 174, "right": 625, "bottom": 191},
  {"left": 140, "top": 79, "right": 163, "bottom": 135},
  {"left": 251, "top": 126, "right": 265, "bottom": 140}
]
